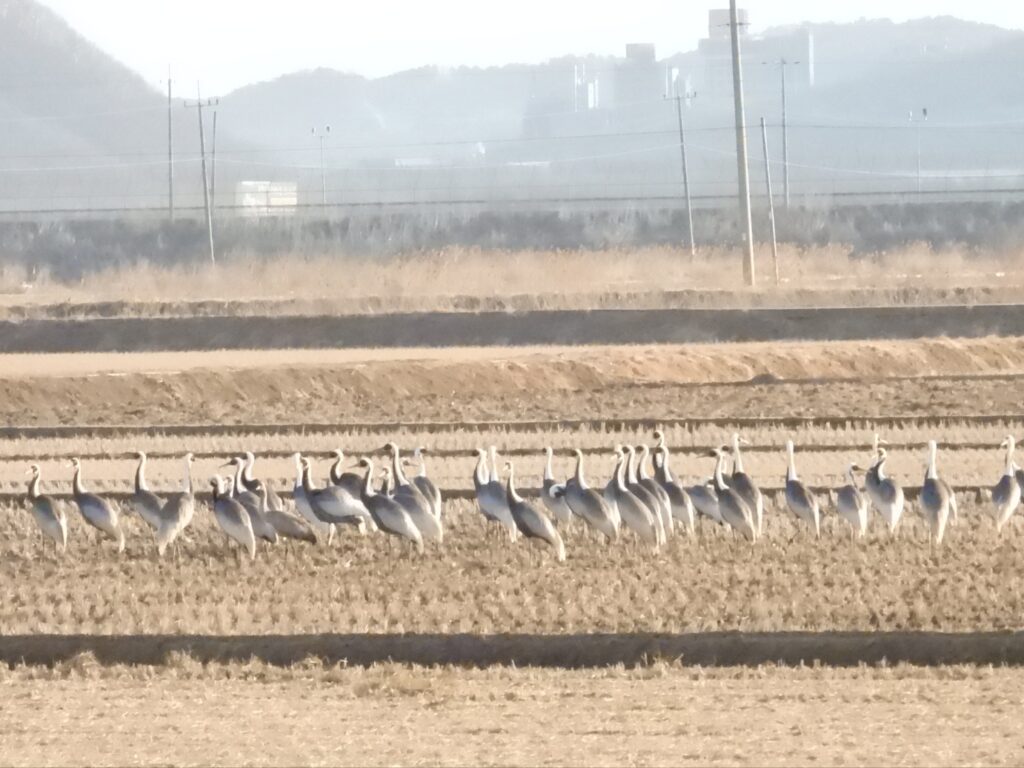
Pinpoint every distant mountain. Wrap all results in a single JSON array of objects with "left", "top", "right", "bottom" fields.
[
  {"left": 765, "top": 16, "right": 1021, "bottom": 91},
  {"left": 2, "top": 4, "right": 1024, "bottom": 212},
  {"left": 0, "top": 0, "right": 165, "bottom": 154},
  {"left": 0, "top": 0, "right": 224, "bottom": 210},
  {"left": 784, "top": 18, "right": 1024, "bottom": 121}
]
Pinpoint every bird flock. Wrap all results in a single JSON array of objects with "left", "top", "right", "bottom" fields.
[{"left": 20, "top": 432, "right": 1024, "bottom": 561}]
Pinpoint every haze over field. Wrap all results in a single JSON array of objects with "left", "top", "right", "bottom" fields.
[
  {"left": 34, "top": 0, "right": 1024, "bottom": 92},
  {"left": 3, "top": 0, "right": 1024, "bottom": 212}
]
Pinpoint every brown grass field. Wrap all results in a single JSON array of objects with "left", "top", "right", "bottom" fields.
[
  {"left": 4, "top": 243, "right": 1024, "bottom": 317},
  {"left": 1, "top": 662, "right": 1022, "bottom": 767},
  {"left": 6, "top": 328, "right": 1024, "bottom": 765}
]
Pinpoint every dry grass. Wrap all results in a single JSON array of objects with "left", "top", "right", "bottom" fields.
[
  {"left": 10, "top": 243, "right": 1024, "bottom": 311},
  {"left": 1, "top": 661, "right": 1022, "bottom": 766}
]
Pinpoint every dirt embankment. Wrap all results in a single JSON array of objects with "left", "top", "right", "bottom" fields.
[
  {"left": 2, "top": 284, "right": 1020, "bottom": 320},
  {"left": 0, "top": 337, "right": 1022, "bottom": 426}
]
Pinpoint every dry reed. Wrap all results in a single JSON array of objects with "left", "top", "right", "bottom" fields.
[{"left": 8, "top": 243, "right": 1024, "bottom": 308}]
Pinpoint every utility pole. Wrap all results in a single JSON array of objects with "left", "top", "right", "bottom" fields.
[
  {"left": 667, "top": 84, "right": 697, "bottom": 258},
  {"left": 909, "top": 107, "right": 928, "bottom": 195},
  {"left": 760, "top": 117, "right": 780, "bottom": 286},
  {"left": 312, "top": 125, "right": 331, "bottom": 209},
  {"left": 210, "top": 110, "right": 218, "bottom": 218},
  {"left": 764, "top": 58, "right": 799, "bottom": 209},
  {"left": 573, "top": 63, "right": 579, "bottom": 113},
  {"left": 729, "top": 0, "right": 755, "bottom": 286},
  {"left": 167, "top": 69, "right": 174, "bottom": 222},
  {"left": 185, "top": 85, "right": 219, "bottom": 266}
]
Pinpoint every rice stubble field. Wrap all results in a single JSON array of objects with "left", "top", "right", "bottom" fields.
[{"left": 4, "top": 332, "right": 1024, "bottom": 765}]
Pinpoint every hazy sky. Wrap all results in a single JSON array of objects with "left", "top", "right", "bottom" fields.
[{"left": 37, "top": 0, "right": 1024, "bottom": 95}]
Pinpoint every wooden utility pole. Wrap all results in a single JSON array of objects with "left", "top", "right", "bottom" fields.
[
  {"left": 763, "top": 58, "right": 800, "bottom": 209},
  {"left": 760, "top": 117, "right": 780, "bottom": 286},
  {"left": 184, "top": 85, "right": 219, "bottom": 266},
  {"left": 669, "top": 86, "right": 696, "bottom": 258},
  {"left": 312, "top": 125, "right": 331, "bottom": 209},
  {"left": 167, "top": 69, "right": 174, "bottom": 221},
  {"left": 210, "top": 110, "right": 218, "bottom": 220},
  {"left": 729, "top": 0, "right": 755, "bottom": 286}
]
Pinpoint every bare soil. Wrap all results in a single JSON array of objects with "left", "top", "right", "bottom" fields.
[
  {"left": 1, "top": 337, "right": 1024, "bottom": 426},
  {"left": 1, "top": 663, "right": 1021, "bottom": 767}
]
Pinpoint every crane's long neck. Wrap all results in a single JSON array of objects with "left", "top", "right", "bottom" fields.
[
  {"left": 416, "top": 451, "right": 427, "bottom": 478},
  {"left": 732, "top": 437, "right": 745, "bottom": 474},
  {"left": 626, "top": 448, "right": 639, "bottom": 484},
  {"left": 233, "top": 462, "right": 245, "bottom": 497},
  {"left": 474, "top": 452, "right": 488, "bottom": 488},
  {"left": 391, "top": 447, "right": 410, "bottom": 487},
  {"left": 183, "top": 457, "right": 193, "bottom": 495},
  {"left": 72, "top": 464, "right": 85, "bottom": 496},
  {"left": 1006, "top": 440, "right": 1016, "bottom": 477},
  {"left": 362, "top": 462, "right": 376, "bottom": 498},
  {"left": 506, "top": 464, "right": 523, "bottom": 505},
  {"left": 926, "top": 443, "right": 938, "bottom": 480},
  {"left": 243, "top": 455, "right": 256, "bottom": 488},
  {"left": 574, "top": 452, "right": 587, "bottom": 489},
  {"left": 302, "top": 463, "right": 316, "bottom": 494},
  {"left": 29, "top": 471, "right": 41, "bottom": 498},
  {"left": 657, "top": 447, "right": 673, "bottom": 483},
  {"left": 713, "top": 452, "right": 727, "bottom": 491},
  {"left": 638, "top": 446, "right": 651, "bottom": 480},
  {"left": 260, "top": 485, "right": 269, "bottom": 513},
  {"left": 544, "top": 449, "right": 555, "bottom": 482},
  {"left": 488, "top": 448, "right": 499, "bottom": 483},
  {"left": 786, "top": 445, "right": 798, "bottom": 482},
  {"left": 846, "top": 466, "right": 857, "bottom": 486},
  {"left": 293, "top": 456, "right": 303, "bottom": 488},
  {"left": 135, "top": 455, "right": 148, "bottom": 493},
  {"left": 615, "top": 453, "right": 628, "bottom": 492},
  {"left": 876, "top": 455, "right": 888, "bottom": 482}
]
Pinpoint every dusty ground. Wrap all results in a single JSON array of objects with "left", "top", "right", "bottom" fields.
[
  {"left": 1, "top": 337, "right": 1024, "bottom": 426},
  {"left": 1, "top": 662, "right": 1021, "bottom": 767}
]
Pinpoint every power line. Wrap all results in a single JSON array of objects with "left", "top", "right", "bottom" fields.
[
  {"left": 2, "top": 186, "right": 1023, "bottom": 219},
  {"left": 0, "top": 119, "right": 1021, "bottom": 165},
  {"left": 0, "top": 104, "right": 166, "bottom": 124}
]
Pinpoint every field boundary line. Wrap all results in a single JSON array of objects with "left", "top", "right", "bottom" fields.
[
  {"left": 4, "top": 414, "right": 1024, "bottom": 440},
  {"left": 0, "top": 484, "right": 988, "bottom": 503},
  {"left": 0, "top": 441, "right": 1012, "bottom": 463},
  {"left": 2, "top": 631, "right": 1023, "bottom": 668}
]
